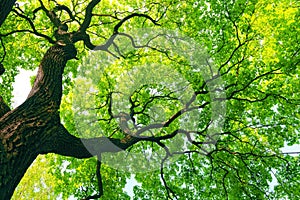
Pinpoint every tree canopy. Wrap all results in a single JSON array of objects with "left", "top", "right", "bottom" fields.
[{"left": 0, "top": 0, "right": 299, "bottom": 199}]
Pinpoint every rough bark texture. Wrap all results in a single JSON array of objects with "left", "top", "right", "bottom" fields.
[
  {"left": 0, "top": 44, "right": 138, "bottom": 199},
  {"left": 0, "top": 44, "right": 76, "bottom": 199}
]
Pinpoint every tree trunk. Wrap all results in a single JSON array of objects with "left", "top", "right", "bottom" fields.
[
  {"left": 0, "top": 44, "right": 139, "bottom": 199},
  {"left": 0, "top": 44, "right": 77, "bottom": 199}
]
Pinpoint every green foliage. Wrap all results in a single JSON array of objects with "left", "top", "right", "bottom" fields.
[
  {"left": 2, "top": 0, "right": 299, "bottom": 199},
  {"left": 12, "top": 155, "right": 57, "bottom": 200}
]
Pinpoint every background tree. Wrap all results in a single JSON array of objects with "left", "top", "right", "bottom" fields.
[{"left": 0, "top": 0, "right": 299, "bottom": 199}]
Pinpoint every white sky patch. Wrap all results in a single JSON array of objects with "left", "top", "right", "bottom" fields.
[
  {"left": 280, "top": 142, "right": 300, "bottom": 156},
  {"left": 12, "top": 68, "right": 37, "bottom": 108},
  {"left": 268, "top": 169, "right": 278, "bottom": 192},
  {"left": 124, "top": 174, "right": 141, "bottom": 197},
  {"left": 268, "top": 142, "right": 300, "bottom": 192},
  {"left": 270, "top": 104, "right": 279, "bottom": 113}
]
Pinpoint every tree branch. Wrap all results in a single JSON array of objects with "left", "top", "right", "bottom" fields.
[
  {"left": 11, "top": 9, "right": 55, "bottom": 44},
  {"left": 53, "top": 4, "right": 76, "bottom": 22},
  {"left": 0, "top": 37, "right": 6, "bottom": 64},
  {"left": 0, "top": 63, "right": 4, "bottom": 75},
  {"left": 113, "top": 13, "right": 160, "bottom": 34},
  {"left": 0, "top": 0, "right": 16, "bottom": 26},
  {"left": 74, "top": 12, "right": 160, "bottom": 51},
  {"left": 80, "top": 0, "right": 101, "bottom": 32},
  {"left": 82, "top": 157, "right": 103, "bottom": 200},
  {"left": 160, "top": 153, "right": 178, "bottom": 199},
  {"left": 41, "top": 124, "right": 140, "bottom": 158},
  {"left": 27, "top": 44, "right": 77, "bottom": 108},
  {"left": 38, "top": 0, "right": 61, "bottom": 27}
]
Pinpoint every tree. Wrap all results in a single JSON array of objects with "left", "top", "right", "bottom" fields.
[{"left": 0, "top": 0, "right": 299, "bottom": 199}]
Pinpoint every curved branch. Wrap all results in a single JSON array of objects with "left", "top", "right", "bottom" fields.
[
  {"left": 53, "top": 4, "right": 76, "bottom": 21},
  {"left": 76, "top": 12, "right": 160, "bottom": 51},
  {"left": 113, "top": 13, "right": 160, "bottom": 34},
  {"left": 80, "top": 0, "right": 101, "bottom": 32}
]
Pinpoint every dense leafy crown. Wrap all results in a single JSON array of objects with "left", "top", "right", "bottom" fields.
[{"left": 0, "top": 0, "right": 299, "bottom": 199}]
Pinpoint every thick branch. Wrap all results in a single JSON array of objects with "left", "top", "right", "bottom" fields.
[
  {"left": 27, "top": 44, "right": 77, "bottom": 106},
  {"left": 38, "top": 0, "right": 61, "bottom": 27},
  {"left": 42, "top": 124, "right": 140, "bottom": 158},
  {"left": 80, "top": 0, "right": 101, "bottom": 32},
  {"left": 41, "top": 124, "right": 93, "bottom": 158},
  {"left": 0, "top": 0, "right": 16, "bottom": 26}
]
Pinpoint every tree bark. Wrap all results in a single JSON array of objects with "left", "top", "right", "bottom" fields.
[
  {"left": 0, "top": 44, "right": 77, "bottom": 199},
  {"left": 0, "top": 43, "right": 140, "bottom": 199}
]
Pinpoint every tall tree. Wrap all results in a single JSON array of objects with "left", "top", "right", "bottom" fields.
[{"left": 0, "top": 0, "right": 299, "bottom": 199}]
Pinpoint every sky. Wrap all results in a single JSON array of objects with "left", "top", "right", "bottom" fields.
[{"left": 12, "top": 68, "right": 37, "bottom": 108}]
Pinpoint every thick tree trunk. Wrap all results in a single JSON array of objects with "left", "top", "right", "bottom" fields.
[
  {"left": 0, "top": 44, "right": 77, "bottom": 199},
  {"left": 0, "top": 44, "right": 138, "bottom": 199}
]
